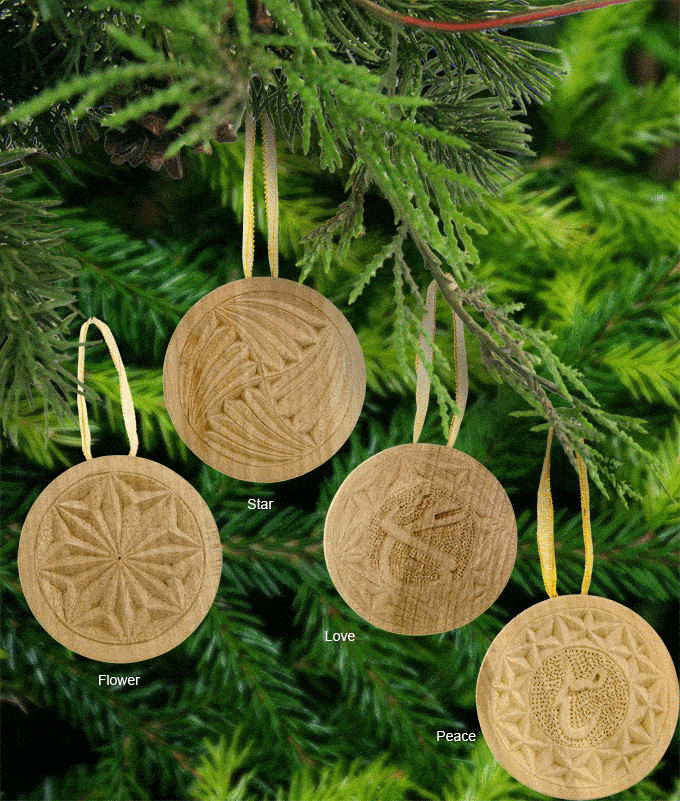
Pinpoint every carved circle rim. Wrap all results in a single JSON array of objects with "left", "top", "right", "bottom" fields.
[
  {"left": 18, "top": 455, "right": 222, "bottom": 663},
  {"left": 324, "top": 443, "right": 517, "bottom": 635},
  {"left": 163, "top": 277, "right": 366, "bottom": 482},
  {"left": 476, "top": 594, "right": 680, "bottom": 800}
]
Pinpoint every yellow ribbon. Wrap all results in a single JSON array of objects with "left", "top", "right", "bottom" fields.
[
  {"left": 413, "top": 278, "right": 468, "bottom": 448},
  {"left": 242, "top": 111, "right": 279, "bottom": 279},
  {"left": 242, "top": 111, "right": 256, "bottom": 279},
  {"left": 537, "top": 427, "right": 593, "bottom": 597},
  {"left": 413, "top": 280, "right": 436, "bottom": 443},
  {"left": 77, "top": 318, "right": 138, "bottom": 460}
]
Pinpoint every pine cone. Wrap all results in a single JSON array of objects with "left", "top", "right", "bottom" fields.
[{"left": 104, "top": 109, "right": 238, "bottom": 179}]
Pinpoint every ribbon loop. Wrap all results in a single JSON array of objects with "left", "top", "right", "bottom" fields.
[
  {"left": 77, "top": 318, "right": 138, "bottom": 460},
  {"left": 242, "top": 111, "right": 279, "bottom": 279},
  {"left": 537, "top": 427, "right": 558, "bottom": 597},
  {"left": 577, "top": 449, "right": 593, "bottom": 594},
  {"left": 413, "top": 278, "right": 468, "bottom": 448},
  {"left": 446, "top": 288, "right": 468, "bottom": 448},
  {"left": 242, "top": 111, "right": 256, "bottom": 279},
  {"left": 537, "top": 427, "right": 593, "bottom": 597},
  {"left": 413, "top": 281, "right": 437, "bottom": 443}
]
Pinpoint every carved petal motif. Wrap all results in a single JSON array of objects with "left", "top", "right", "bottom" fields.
[{"left": 36, "top": 473, "right": 203, "bottom": 645}]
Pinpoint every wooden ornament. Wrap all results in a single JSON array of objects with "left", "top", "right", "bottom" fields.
[
  {"left": 323, "top": 443, "right": 517, "bottom": 635},
  {"left": 477, "top": 594, "right": 680, "bottom": 800},
  {"left": 163, "top": 277, "right": 366, "bottom": 482},
  {"left": 19, "top": 455, "right": 222, "bottom": 663}
]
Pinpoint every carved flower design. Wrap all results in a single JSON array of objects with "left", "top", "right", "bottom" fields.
[{"left": 36, "top": 473, "right": 204, "bottom": 645}]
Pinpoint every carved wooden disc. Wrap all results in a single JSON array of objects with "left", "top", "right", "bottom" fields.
[
  {"left": 323, "top": 443, "right": 517, "bottom": 635},
  {"left": 18, "top": 456, "right": 222, "bottom": 663},
  {"left": 476, "top": 594, "right": 680, "bottom": 800},
  {"left": 163, "top": 277, "right": 366, "bottom": 482}
]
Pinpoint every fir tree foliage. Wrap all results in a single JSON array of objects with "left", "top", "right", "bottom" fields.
[
  {"left": 0, "top": 149, "right": 81, "bottom": 449},
  {"left": 2, "top": 0, "right": 675, "bottom": 496}
]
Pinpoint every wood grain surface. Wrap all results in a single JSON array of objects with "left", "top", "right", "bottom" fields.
[
  {"left": 476, "top": 594, "right": 680, "bottom": 799},
  {"left": 18, "top": 456, "right": 222, "bottom": 663},
  {"left": 163, "top": 277, "right": 366, "bottom": 482},
  {"left": 323, "top": 443, "right": 517, "bottom": 635}
]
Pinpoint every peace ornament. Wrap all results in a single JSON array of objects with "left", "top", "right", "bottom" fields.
[
  {"left": 476, "top": 428, "right": 679, "bottom": 799},
  {"left": 18, "top": 319, "right": 222, "bottom": 663},
  {"left": 476, "top": 594, "right": 679, "bottom": 800}
]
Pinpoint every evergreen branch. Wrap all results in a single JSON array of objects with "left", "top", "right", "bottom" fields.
[
  {"left": 187, "top": 601, "right": 330, "bottom": 773},
  {"left": 585, "top": 75, "right": 680, "bottom": 164},
  {"left": 3, "top": 398, "right": 82, "bottom": 468},
  {"left": 0, "top": 62, "right": 191, "bottom": 127},
  {"left": 547, "top": 0, "right": 655, "bottom": 141},
  {"left": 1, "top": 612, "right": 200, "bottom": 799},
  {"left": 28, "top": 200, "right": 232, "bottom": 362},
  {"left": 191, "top": 732, "right": 256, "bottom": 801},
  {"left": 635, "top": 417, "right": 680, "bottom": 525},
  {"left": 276, "top": 758, "right": 435, "bottom": 801},
  {"left": 513, "top": 508, "right": 680, "bottom": 602},
  {"left": 294, "top": 588, "right": 463, "bottom": 785},
  {"left": 219, "top": 508, "right": 325, "bottom": 597},
  {"left": 86, "top": 365, "right": 187, "bottom": 460},
  {"left": 359, "top": 325, "right": 411, "bottom": 396},
  {"left": 572, "top": 171, "right": 680, "bottom": 257},
  {"left": 349, "top": 101, "right": 665, "bottom": 497},
  {"left": 299, "top": 164, "right": 369, "bottom": 279},
  {"left": 346, "top": 229, "right": 403, "bottom": 303},
  {"left": 383, "top": 211, "right": 643, "bottom": 497},
  {"left": 600, "top": 341, "right": 680, "bottom": 408},
  {"left": 8, "top": 360, "right": 186, "bottom": 467},
  {"left": 0, "top": 155, "right": 81, "bottom": 445},
  {"left": 443, "top": 739, "right": 546, "bottom": 800}
]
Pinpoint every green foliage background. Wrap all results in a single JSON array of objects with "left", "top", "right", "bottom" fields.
[{"left": 1, "top": 1, "right": 678, "bottom": 799}]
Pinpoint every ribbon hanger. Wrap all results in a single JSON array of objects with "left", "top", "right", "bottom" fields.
[
  {"left": 242, "top": 110, "right": 279, "bottom": 279},
  {"left": 413, "top": 279, "right": 469, "bottom": 447},
  {"left": 77, "top": 317, "right": 139, "bottom": 460},
  {"left": 537, "top": 427, "right": 593, "bottom": 597}
]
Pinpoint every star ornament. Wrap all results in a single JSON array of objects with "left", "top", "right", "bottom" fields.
[
  {"left": 19, "top": 456, "right": 222, "bottom": 663},
  {"left": 163, "top": 277, "right": 366, "bottom": 482},
  {"left": 476, "top": 594, "right": 679, "bottom": 799}
]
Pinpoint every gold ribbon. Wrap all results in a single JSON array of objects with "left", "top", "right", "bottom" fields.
[
  {"left": 413, "top": 278, "right": 468, "bottom": 448},
  {"left": 537, "top": 427, "right": 593, "bottom": 597},
  {"left": 77, "top": 318, "right": 138, "bottom": 460},
  {"left": 242, "top": 111, "right": 279, "bottom": 279}
]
